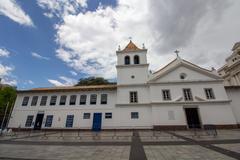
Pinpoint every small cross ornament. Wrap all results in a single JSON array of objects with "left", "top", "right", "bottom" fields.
[{"left": 174, "top": 50, "right": 180, "bottom": 57}]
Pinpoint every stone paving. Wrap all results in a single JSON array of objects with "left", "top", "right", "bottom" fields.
[
  {"left": 0, "top": 144, "right": 130, "bottom": 160},
  {"left": 215, "top": 143, "right": 240, "bottom": 154},
  {"left": 174, "top": 129, "right": 240, "bottom": 141},
  {"left": 144, "top": 145, "right": 235, "bottom": 160},
  {"left": 0, "top": 129, "right": 240, "bottom": 160},
  {"left": 139, "top": 131, "right": 184, "bottom": 142}
]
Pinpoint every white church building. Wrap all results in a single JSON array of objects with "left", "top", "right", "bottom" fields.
[{"left": 8, "top": 41, "right": 238, "bottom": 131}]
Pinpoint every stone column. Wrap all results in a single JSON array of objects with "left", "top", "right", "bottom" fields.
[
  {"left": 232, "top": 76, "right": 237, "bottom": 85},
  {"left": 236, "top": 73, "right": 240, "bottom": 85}
]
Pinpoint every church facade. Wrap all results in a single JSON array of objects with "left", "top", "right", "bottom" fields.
[{"left": 8, "top": 41, "right": 238, "bottom": 130}]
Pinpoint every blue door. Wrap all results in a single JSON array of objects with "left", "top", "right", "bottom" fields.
[{"left": 92, "top": 113, "right": 102, "bottom": 131}]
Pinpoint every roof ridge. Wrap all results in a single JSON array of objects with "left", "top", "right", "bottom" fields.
[
  {"left": 122, "top": 40, "right": 142, "bottom": 52},
  {"left": 153, "top": 58, "right": 177, "bottom": 74}
]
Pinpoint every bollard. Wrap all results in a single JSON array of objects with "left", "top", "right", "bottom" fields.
[
  {"left": 44, "top": 130, "right": 48, "bottom": 139},
  {"left": 77, "top": 130, "right": 81, "bottom": 140},
  {"left": 59, "top": 130, "right": 63, "bottom": 139}
]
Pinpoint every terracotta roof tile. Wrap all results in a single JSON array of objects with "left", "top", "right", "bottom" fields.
[
  {"left": 117, "top": 40, "right": 146, "bottom": 53},
  {"left": 18, "top": 84, "right": 117, "bottom": 93},
  {"left": 123, "top": 40, "right": 141, "bottom": 52}
]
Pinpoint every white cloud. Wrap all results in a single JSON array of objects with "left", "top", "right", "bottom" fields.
[
  {"left": 48, "top": 76, "right": 77, "bottom": 86},
  {"left": 39, "top": 0, "right": 240, "bottom": 78},
  {"left": 70, "top": 70, "right": 77, "bottom": 76},
  {"left": 0, "top": 0, "right": 34, "bottom": 26},
  {"left": 37, "top": 0, "right": 87, "bottom": 18},
  {"left": 1, "top": 78, "right": 17, "bottom": 86},
  {"left": 0, "top": 48, "right": 10, "bottom": 57},
  {"left": 28, "top": 80, "right": 34, "bottom": 85},
  {"left": 0, "top": 64, "right": 17, "bottom": 86},
  {"left": 48, "top": 79, "right": 64, "bottom": 86},
  {"left": 31, "top": 52, "right": 50, "bottom": 60},
  {"left": 0, "top": 64, "right": 13, "bottom": 76}
]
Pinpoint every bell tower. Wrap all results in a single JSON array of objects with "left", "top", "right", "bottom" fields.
[{"left": 116, "top": 40, "right": 149, "bottom": 85}]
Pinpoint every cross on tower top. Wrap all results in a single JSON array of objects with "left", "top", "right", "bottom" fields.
[{"left": 174, "top": 50, "right": 180, "bottom": 58}]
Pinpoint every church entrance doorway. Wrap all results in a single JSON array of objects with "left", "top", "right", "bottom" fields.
[
  {"left": 184, "top": 108, "right": 201, "bottom": 128},
  {"left": 92, "top": 113, "right": 102, "bottom": 131},
  {"left": 34, "top": 113, "right": 44, "bottom": 130}
]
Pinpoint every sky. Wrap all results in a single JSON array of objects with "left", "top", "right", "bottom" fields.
[{"left": 0, "top": 0, "right": 240, "bottom": 89}]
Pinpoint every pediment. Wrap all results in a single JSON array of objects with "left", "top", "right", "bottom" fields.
[{"left": 149, "top": 59, "right": 221, "bottom": 83}]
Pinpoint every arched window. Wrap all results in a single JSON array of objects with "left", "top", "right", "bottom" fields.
[
  {"left": 125, "top": 56, "right": 130, "bottom": 65},
  {"left": 134, "top": 55, "right": 140, "bottom": 64}
]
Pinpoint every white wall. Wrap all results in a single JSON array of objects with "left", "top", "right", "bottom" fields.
[
  {"left": 226, "top": 87, "right": 240, "bottom": 124},
  {"left": 155, "top": 66, "right": 214, "bottom": 82},
  {"left": 150, "top": 82, "right": 229, "bottom": 102},
  {"left": 115, "top": 106, "right": 152, "bottom": 129},
  {"left": 117, "top": 86, "right": 150, "bottom": 104},
  {"left": 152, "top": 105, "right": 186, "bottom": 126},
  {"left": 8, "top": 90, "right": 117, "bottom": 129},
  {"left": 117, "top": 66, "right": 149, "bottom": 85},
  {"left": 152, "top": 104, "right": 237, "bottom": 127},
  {"left": 199, "top": 104, "right": 237, "bottom": 125},
  {"left": 117, "top": 51, "right": 147, "bottom": 65}
]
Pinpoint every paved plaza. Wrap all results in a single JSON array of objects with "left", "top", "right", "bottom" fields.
[{"left": 0, "top": 129, "right": 240, "bottom": 160}]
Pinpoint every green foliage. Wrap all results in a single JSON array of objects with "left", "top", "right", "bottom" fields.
[
  {"left": 75, "top": 77, "right": 115, "bottom": 86},
  {"left": 0, "top": 86, "right": 17, "bottom": 114}
]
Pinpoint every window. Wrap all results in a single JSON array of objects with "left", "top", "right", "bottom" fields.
[
  {"left": 40, "top": 96, "right": 47, "bottom": 106},
  {"left": 90, "top": 94, "right": 97, "bottom": 105},
  {"left": 45, "top": 115, "right": 53, "bottom": 127},
  {"left": 22, "top": 96, "right": 29, "bottom": 106},
  {"left": 180, "top": 73, "right": 187, "bottom": 79},
  {"left": 80, "top": 95, "right": 87, "bottom": 105},
  {"left": 59, "top": 95, "right": 67, "bottom": 105},
  {"left": 50, "top": 95, "right": 57, "bottom": 105},
  {"left": 25, "top": 115, "right": 34, "bottom": 127},
  {"left": 124, "top": 56, "right": 130, "bottom": 65},
  {"left": 105, "top": 112, "right": 112, "bottom": 119},
  {"left": 130, "top": 91, "right": 138, "bottom": 103},
  {"left": 183, "top": 88, "right": 193, "bottom": 101},
  {"left": 31, "top": 96, "right": 38, "bottom": 106},
  {"left": 131, "top": 112, "right": 139, "bottom": 119},
  {"left": 101, "top": 94, "right": 108, "bottom": 104},
  {"left": 83, "top": 113, "right": 90, "bottom": 119},
  {"left": 205, "top": 88, "right": 215, "bottom": 99},
  {"left": 66, "top": 115, "right": 74, "bottom": 127},
  {"left": 134, "top": 55, "right": 140, "bottom": 64},
  {"left": 69, "top": 95, "right": 76, "bottom": 105},
  {"left": 162, "top": 90, "right": 171, "bottom": 100}
]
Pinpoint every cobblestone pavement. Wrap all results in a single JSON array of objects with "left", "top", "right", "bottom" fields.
[
  {"left": 0, "top": 129, "right": 240, "bottom": 160},
  {"left": 144, "top": 145, "right": 235, "bottom": 160},
  {"left": 214, "top": 143, "right": 240, "bottom": 153},
  {"left": 0, "top": 144, "right": 130, "bottom": 160}
]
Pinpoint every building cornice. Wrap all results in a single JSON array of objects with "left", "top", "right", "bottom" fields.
[
  {"left": 116, "top": 103, "right": 151, "bottom": 107},
  {"left": 117, "top": 79, "right": 224, "bottom": 87},
  {"left": 225, "top": 60, "right": 240, "bottom": 71},
  {"left": 17, "top": 85, "right": 117, "bottom": 93},
  {"left": 117, "top": 83, "right": 147, "bottom": 87},
  {"left": 116, "top": 64, "right": 149, "bottom": 68},
  {"left": 116, "top": 49, "right": 147, "bottom": 55},
  {"left": 151, "top": 100, "right": 231, "bottom": 105},
  {"left": 116, "top": 100, "right": 231, "bottom": 106},
  {"left": 148, "top": 79, "right": 224, "bottom": 85}
]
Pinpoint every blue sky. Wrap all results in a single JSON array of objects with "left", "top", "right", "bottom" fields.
[
  {"left": 0, "top": 0, "right": 116, "bottom": 89},
  {"left": 0, "top": 0, "right": 240, "bottom": 89}
]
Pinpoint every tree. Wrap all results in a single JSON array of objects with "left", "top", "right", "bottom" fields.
[
  {"left": 0, "top": 86, "right": 17, "bottom": 128},
  {"left": 75, "top": 77, "right": 115, "bottom": 86}
]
